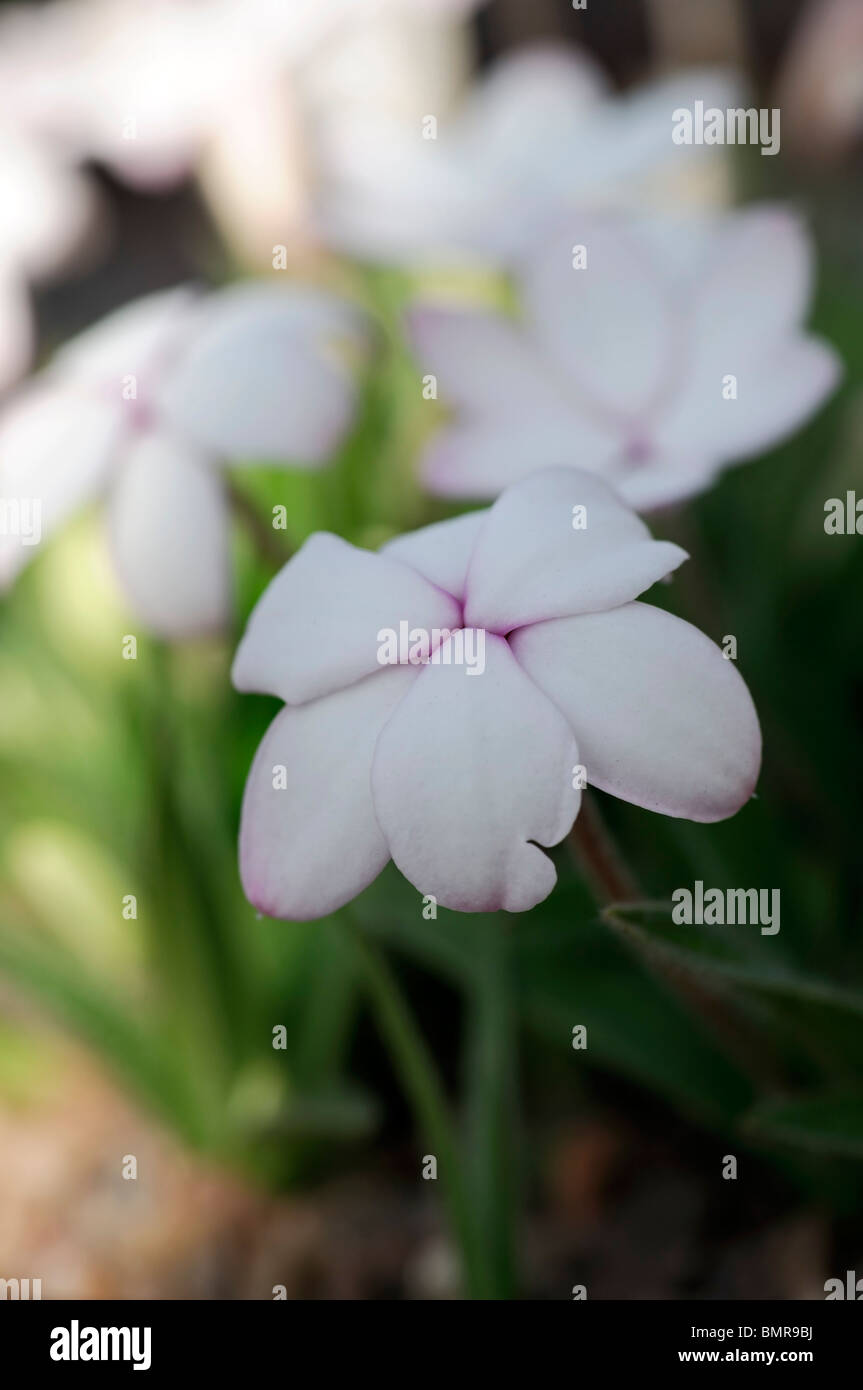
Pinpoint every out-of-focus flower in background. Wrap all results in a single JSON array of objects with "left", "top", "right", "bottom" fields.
[
  {"left": 0, "top": 0, "right": 353, "bottom": 189},
  {"left": 775, "top": 0, "right": 863, "bottom": 162},
  {"left": 410, "top": 206, "right": 842, "bottom": 510},
  {"left": 0, "top": 118, "right": 100, "bottom": 392},
  {"left": 0, "top": 0, "right": 479, "bottom": 269},
  {"left": 315, "top": 44, "right": 741, "bottom": 269},
  {"left": 202, "top": 0, "right": 478, "bottom": 268},
  {"left": 0, "top": 283, "right": 368, "bottom": 635},
  {"left": 233, "top": 468, "right": 759, "bottom": 919}
]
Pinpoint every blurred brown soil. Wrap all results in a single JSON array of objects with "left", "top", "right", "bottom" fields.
[{"left": 0, "top": 1052, "right": 836, "bottom": 1300}]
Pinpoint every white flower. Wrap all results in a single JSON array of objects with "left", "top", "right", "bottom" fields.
[
  {"left": 232, "top": 468, "right": 761, "bottom": 919},
  {"left": 0, "top": 0, "right": 477, "bottom": 265},
  {"left": 316, "top": 43, "right": 741, "bottom": 268},
  {"left": 200, "top": 0, "right": 476, "bottom": 266},
  {"left": 0, "top": 282, "right": 367, "bottom": 635},
  {"left": 409, "top": 206, "right": 842, "bottom": 511},
  {"left": 0, "top": 0, "right": 329, "bottom": 190},
  {"left": 0, "top": 122, "right": 99, "bottom": 392}
]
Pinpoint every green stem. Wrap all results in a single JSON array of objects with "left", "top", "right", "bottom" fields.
[
  {"left": 574, "top": 796, "right": 781, "bottom": 1091},
  {"left": 569, "top": 791, "right": 641, "bottom": 904},
  {"left": 465, "top": 919, "right": 518, "bottom": 1298},
  {"left": 226, "top": 477, "right": 294, "bottom": 571},
  {"left": 339, "top": 916, "right": 487, "bottom": 1298}
]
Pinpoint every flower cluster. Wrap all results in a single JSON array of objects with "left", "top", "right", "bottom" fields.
[{"left": 0, "top": 4, "right": 843, "bottom": 921}]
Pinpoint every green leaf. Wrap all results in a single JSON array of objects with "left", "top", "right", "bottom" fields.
[
  {"left": 357, "top": 876, "right": 753, "bottom": 1128},
  {"left": 742, "top": 1094, "right": 863, "bottom": 1159},
  {"left": 353, "top": 867, "right": 481, "bottom": 985},
  {"left": 603, "top": 901, "right": 863, "bottom": 1076},
  {"left": 276, "top": 1087, "right": 380, "bottom": 1141},
  {"left": 516, "top": 918, "right": 753, "bottom": 1127},
  {"left": 0, "top": 925, "right": 194, "bottom": 1140}
]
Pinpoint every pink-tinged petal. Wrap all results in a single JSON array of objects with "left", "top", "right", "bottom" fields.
[
  {"left": 315, "top": 113, "right": 478, "bottom": 267},
  {"left": 452, "top": 46, "right": 609, "bottom": 235},
  {"left": 521, "top": 215, "right": 678, "bottom": 419},
  {"left": 510, "top": 602, "right": 761, "bottom": 822},
  {"left": 318, "top": 43, "right": 607, "bottom": 268},
  {"left": 607, "top": 450, "right": 722, "bottom": 513},
  {"left": 464, "top": 468, "right": 687, "bottom": 633},
  {"left": 157, "top": 283, "right": 367, "bottom": 464},
  {"left": 690, "top": 207, "right": 814, "bottom": 358},
  {"left": 421, "top": 415, "right": 618, "bottom": 500},
  {"left": 380, "top": 510, "right": 484, "bottom": 601},
  {"left": 240, "top": 666, "right": 416, "bottom": 922},
  {"left": 457, "top": 45, "right": 609, "bottom": 168},
  {"left": 659, "top": 333, "right": 842, "bottom": 463},
  {"left": 55, "top": 286, "right": 198, "bottom": 390},
  {"left": 107, "top": 431, "right": 229, "bottom": 637},
  {"left": 408, "top": 304, "right": 574, "bottom": 419},
  {"left": 232, "top": 533, "right": 462, "bottom": 705},
  {"left": 371, "top": 633, "right": 580, "bottom": 913},
  {"left": 0, "top": 381, "right": 119, "bottom": 586}
]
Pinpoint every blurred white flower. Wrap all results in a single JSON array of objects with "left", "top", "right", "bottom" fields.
[
  {"left": 316, "top": 43, "right": 741, "bottom": 268},
  {"left": 0, "top": 0, "right": 334, "bottom": 190},
  {"left": 0, "top": 283, "right": 368, "bottom": 635},
  {"left": 0, "top": 0, "right": 477, "bottom": 265},
  {"left": 200, "top": 0, "right": 475, "bottom": 267},
  {"left": 0, "top": 123, "right": 100, "bottom": 392},
  {"left": 233, "top": 468, "right": 761, "bottom": 919},
  {"left": 409, "top": 207, "right": 842, "bottom": 510}
]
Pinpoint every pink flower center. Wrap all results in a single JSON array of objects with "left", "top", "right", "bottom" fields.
[
  {"left": 622, "top": 433, "right": 653, "bottom": 468},
  {"left": 123, "top": 392, "right": 156, "bottom": 433}
]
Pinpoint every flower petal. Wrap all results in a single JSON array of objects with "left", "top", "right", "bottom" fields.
[
  {"left": 653, "top": 208, "right": 840, "bottom": 460},
  {"left": 451, "top": 46, "right": 608, "bottom": 261},
  {"left": 232, "top": 533, "right": 463, "bottom": 704},
  {"left": 240, "top": 666, "right": 416, "bottom": 921},
  {"left": 107, "top": 431, "right": 229, "bottom": 637},
  {"left": 315, "top": 112, "right": 477, "bottom": 266},
  {"left": 689, "top": 206, "right": 814, "bottom": 357},
  {"left": 0, "top": 130, "right": 100, "bottom": 280},
  {"left": 408, "top": 303, "right": 575, "bottom": 419},
  {"left": 582, "top": 66, "right": 743, "bottom": 212},
  {"left": 421, "top": 416, "right": 617, "bottom": 500},
  {"left": 659, "top": 333, "right": 841, "bottom": 462},
  {"left": 510, "top": 602, "right": 761, "bottom": 822},
  {"left": 521, "top": 214, "right": 678, "bottom": 420},
  {"left": 157, "top": 283, "right": 367, "bottom": 464},
  {"left": 371, "top": 633, "right": 580, "bottom": 912},
  {"left": 0, "top": 381, "right": 119, "bottom": 586},
  {"left": 606, "top": 449, "right": 722, "bottom": 513},
  {"left": 464, "top": 467, "right": 687, "bottom": 633},
  {"left": 457, "top": 44, "right": 609, "bottom": 169},
  {"left": 55, "top": 286, "right": 198, "bottom": 390},
  {"left": 380, "top": 510, "right": 485, "bottom": 601}
]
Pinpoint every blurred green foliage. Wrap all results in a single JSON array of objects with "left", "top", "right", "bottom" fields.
[{"left": 0, "top": 189, "right": 862, "bottom": 1297}]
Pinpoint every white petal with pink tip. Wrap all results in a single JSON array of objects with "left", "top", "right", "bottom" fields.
[
  {"left": 371, "top": 633, "right": 580, "bottom": 913},
  {"left": 232, "top": 533, "right": 462, "bottom": 705},
  {"left": 464, "top": 468, "right": 687, "bottom": 633},
  {"left": 511, "top": 602, "right": 761, "bottom": 822},
  {"left": 240, "top": 666, "right": 417, "bottom": 921}
]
